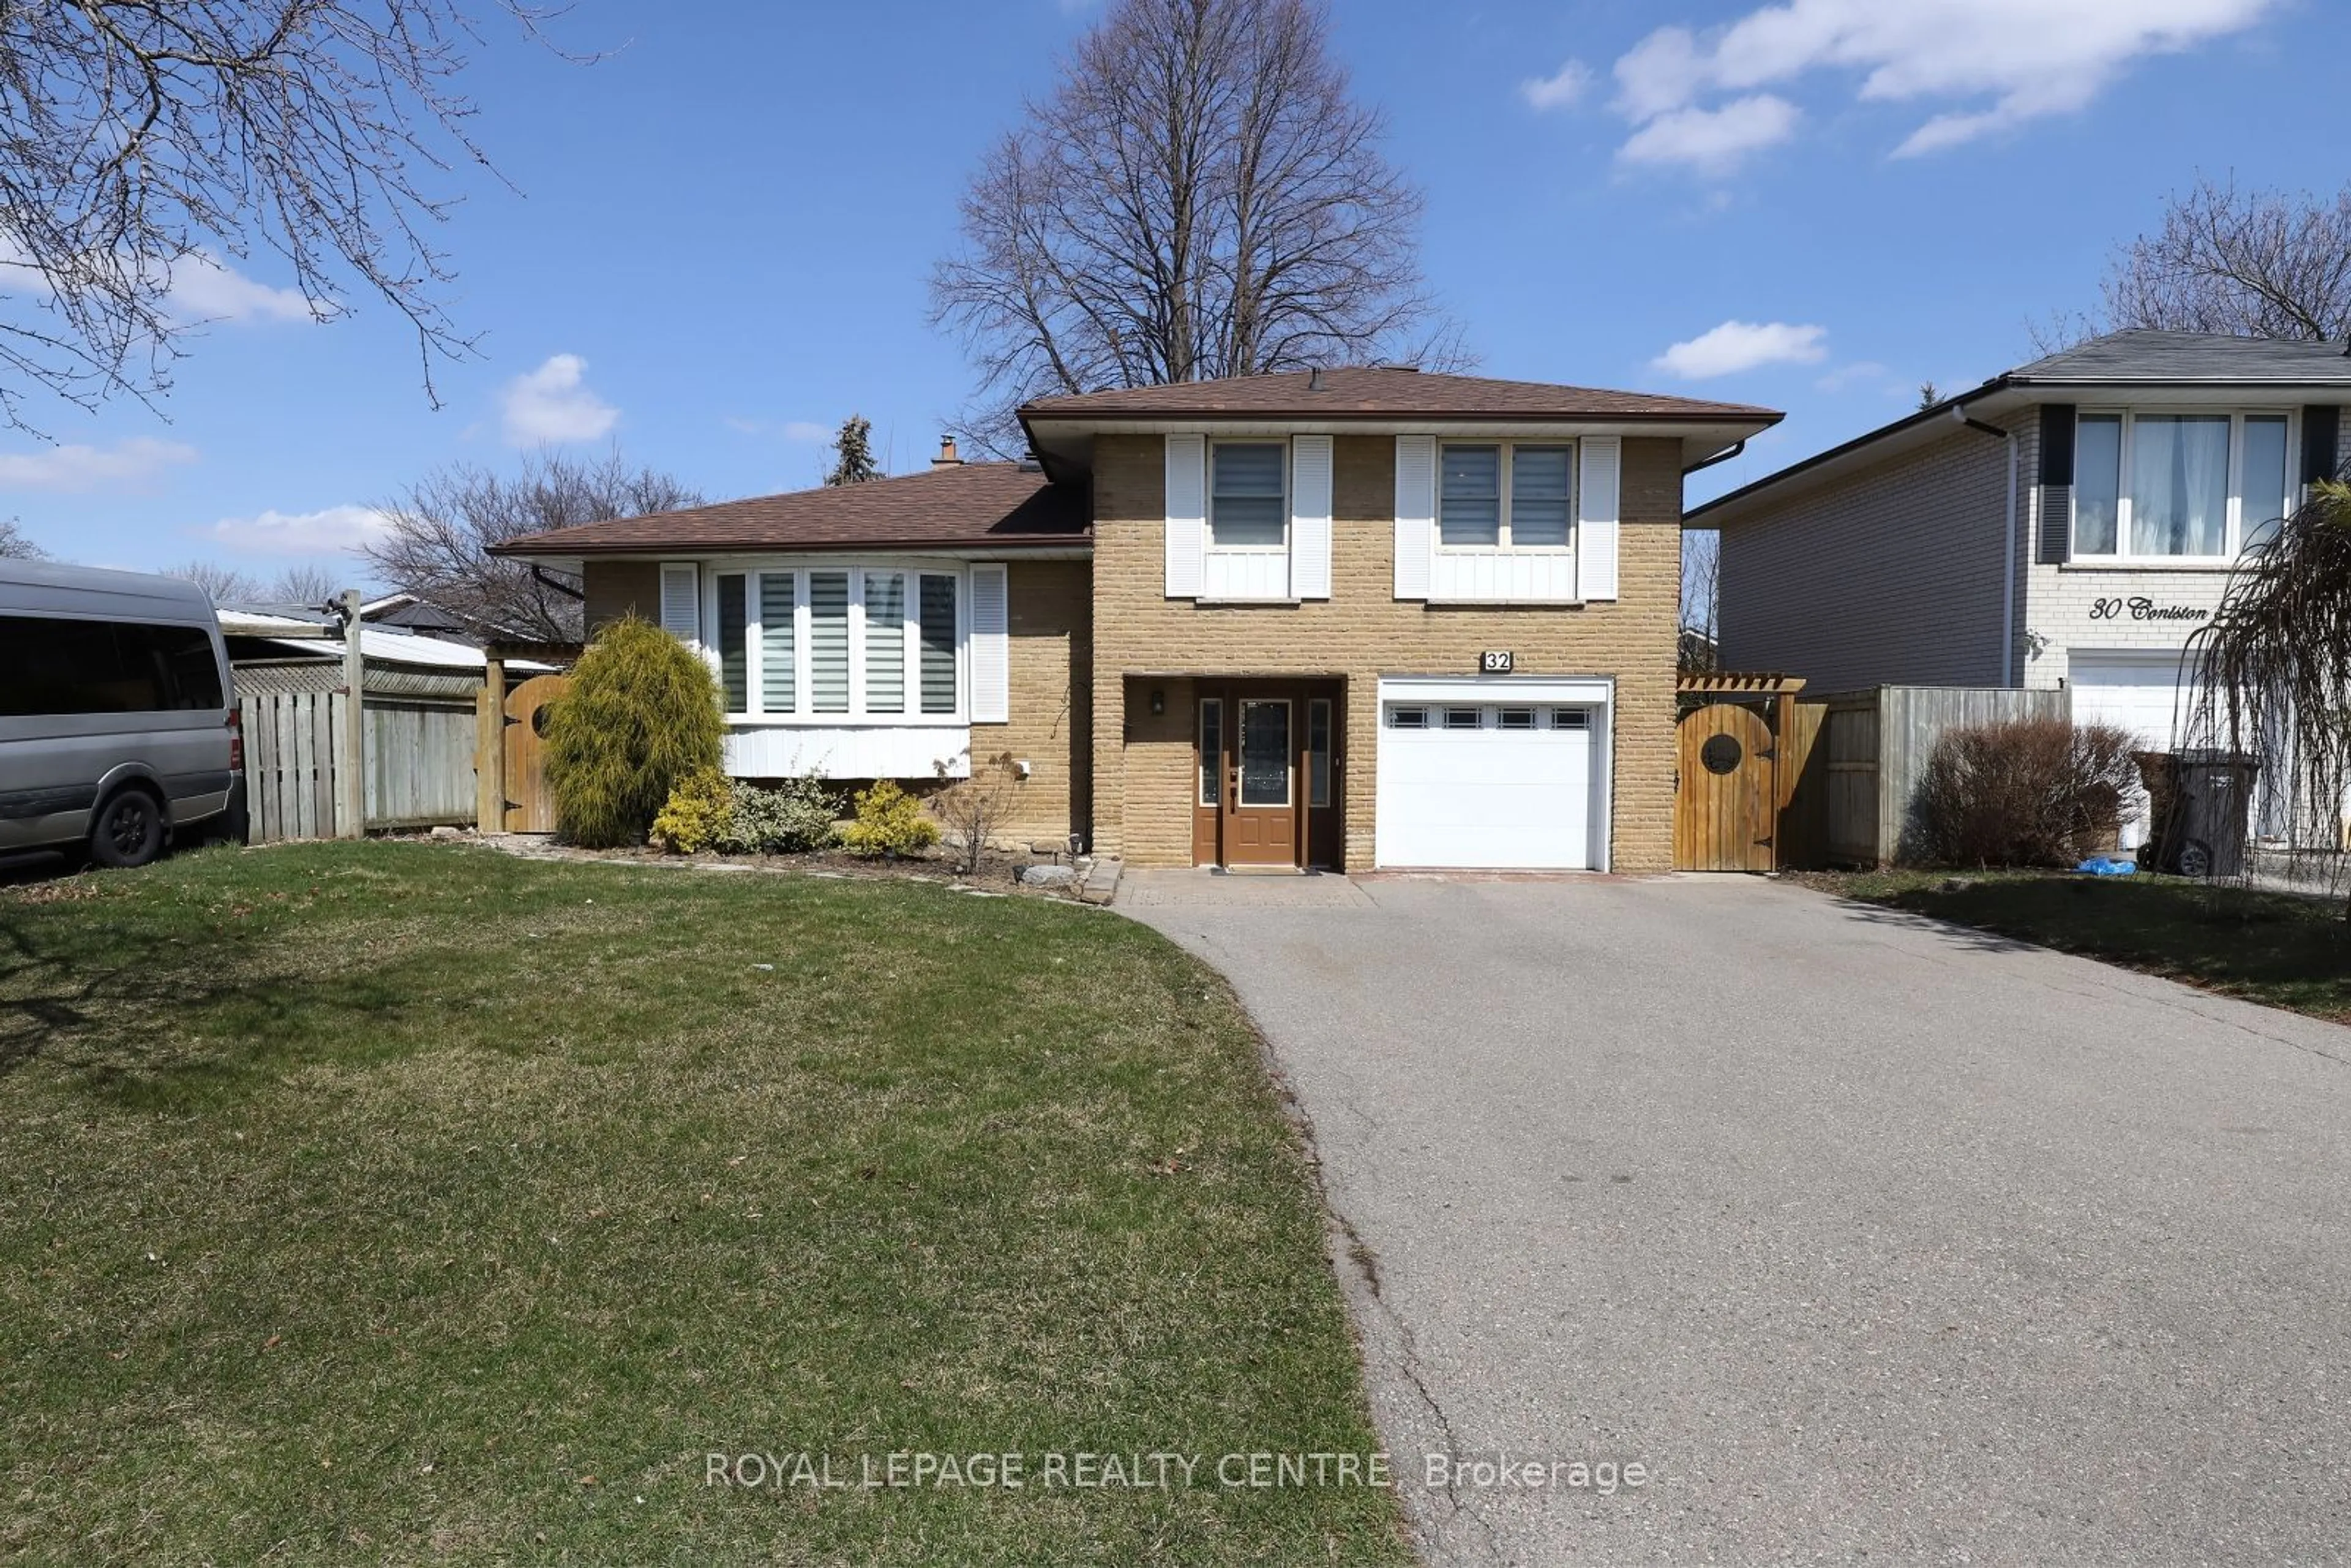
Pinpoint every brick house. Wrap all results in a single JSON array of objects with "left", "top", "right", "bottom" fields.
[
  {"left": 1696, "top": 331, "right": 2351, "bottom": 842},
  {"left": 495, "top": 367, "right": 1778, "bottom": 872}
]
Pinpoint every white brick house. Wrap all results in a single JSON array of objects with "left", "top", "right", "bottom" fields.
[{"left": 1696, "top": 331, "right": 2351, "bottom": 845}]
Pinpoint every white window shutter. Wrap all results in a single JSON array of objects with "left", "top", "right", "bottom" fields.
[
  {"left": 1393, "top": 435, "right": 1434, "bottom": 600},
  {"left": 659, "top": 562, "right": 700, "bottom": 645},
  {"left": 969, "top": 563, "right": 1010, "bottom": 722},
  {"left": 1577, "top": 437, "right": 1621, "bottom": 602},
  {"left": 1164, "top": 434, "right": 1205, "bottom": 599},
  {"left": 1290, "top": 435, "right": 1333, "bottom": 599}
]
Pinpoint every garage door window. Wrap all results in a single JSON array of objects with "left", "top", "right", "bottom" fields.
[
  {"left": 1551, "top": 708, "right": 1590, "bottom": 730},
  {"left": 1498, "top": 707, "right": 1535, "bottom": 730},
  {"left": 1387, "top": 706, "right": 1427, "bottom": 729},
  {"left": 1442, "top": 707, "right": 1481, "bottom": 730}
]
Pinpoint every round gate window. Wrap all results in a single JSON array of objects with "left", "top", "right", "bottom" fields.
[
  {"left": 1700, "top": 734, "right": 1742, "bottom": 775},
  {"left": 530, "top": 703, "right": 553, "bottom": 738}
]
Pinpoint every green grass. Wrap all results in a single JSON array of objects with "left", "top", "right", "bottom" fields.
[
  {"left": 0, "top": 843, "right": 1409, "bottom": 1566},
  {"left": 1800, "top": 867, "right": 2351, "bottom": 1021}
]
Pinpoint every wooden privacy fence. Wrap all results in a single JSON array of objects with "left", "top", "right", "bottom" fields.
[
  {"left": 236, "top": 675, "right": 485, "bottom": 842},
  {"left": 1775, "top": 685, "right": 2071, "bottom": 868}
]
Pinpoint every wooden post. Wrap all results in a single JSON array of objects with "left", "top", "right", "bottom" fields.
[
  {"left": 477, "top": 651, "right": 507, "bottom": 833},
  {"left": 339, "top": 588, "right": 366, "bottom": 839}
]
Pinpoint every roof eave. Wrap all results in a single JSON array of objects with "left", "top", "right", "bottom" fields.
[{"left": 492, "top": 533, "right": 1094, "bottom": 560}]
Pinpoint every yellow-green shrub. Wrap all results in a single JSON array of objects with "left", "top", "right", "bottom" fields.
[
  {"left": 840, "top": 780, "right": 939, "bottom": 858},
  {"left": 544, "top": 616, "right": 724, "bottom": 847},
  {"left": 651, "top": 766, "right": 733, "bottom": 853}
]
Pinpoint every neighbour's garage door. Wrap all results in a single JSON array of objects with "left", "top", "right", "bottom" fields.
[
  {"left": 2068, "top": 650, "right": 2201, "bottom": 751},
  {"left": 2069, "top": 650, "right": 2205, "bottom": 848},
  {"left": 1376, "top": 700, "right": 1598, "bottom": 869}
]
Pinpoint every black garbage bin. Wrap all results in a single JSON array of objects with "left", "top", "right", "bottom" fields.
[{"left": 2137, "top": 750, "right": 2259, "bottom": 877}]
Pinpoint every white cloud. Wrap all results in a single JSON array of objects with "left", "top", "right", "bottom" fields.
[
  {"left": 0, "top": 436, "right": 198, "bottom": 493},
  {"left": 1609, "top": 0, "right": 2274, "bottom": 167},
  {"left": 1618, "top": 94, "right": 1800, "bottom": 171},
  {"left": 500, "top": 353, "right": 618, "bottom": 446},
  {"left": 1652, "top": 320, "right": 1829, "bottom": 379},
  {"left": 168, "top": 253, "right": 313, "bottom": 324},
  {"left": 202, "top": 504, "right": 389, "bottom": 555},
  {"left": 1520, "top": 58, "right": 1593, "bottom": 111}
]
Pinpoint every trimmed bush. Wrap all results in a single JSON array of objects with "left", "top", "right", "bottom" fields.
[
  {"left": 544, "top": 617, "right": 724, "bottom": 848},
  {"left": 720, "top": 778, "right": 842, "bottom": 853},
  {"left": 840, "top": 779, "right": 939, "bottom": 858},
  {"left": 1910, "top": 717, "right": 2139, "bottom": 868},
  {"left": 651, "top": 766, "right": 733, "bottom": 853}
]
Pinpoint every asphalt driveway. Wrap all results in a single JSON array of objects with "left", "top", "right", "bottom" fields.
[{"left": 1119, "top": 871, "right": 2351, "bottom": 1564}]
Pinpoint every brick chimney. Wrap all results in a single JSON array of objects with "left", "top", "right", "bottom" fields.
[{"left": 931, "top": 435, "right": 962, "bottom": 469}]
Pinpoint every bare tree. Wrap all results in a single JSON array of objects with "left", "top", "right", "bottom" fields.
[
  {"left": 363, "top": 449, "right": 703, "bottom": 642},
  {"left": 0, "top": 0, "right": 566, "bottom": 433},
  {"left": 163, "top": 559, "right": 262, "bottom": 604},
  {"left": 2102, "top": 176, "right": 2351, "bottom": 342},
  {"left": 163, "top": 559, "right": 353, "bottom": 606},
  {"left": 268, "top": 562, "right": 343, "bottom": 607},
  {"left": 930, "top": 0, "right": 1463, "bottom": 450},
  {"left": 1679, "top": 531, "right": 1719, "bottom": 674},
  {"left": 0, "top": 519, "right": 46, "bottom": 558}
]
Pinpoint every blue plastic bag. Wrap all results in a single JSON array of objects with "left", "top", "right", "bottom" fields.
[{"left": 2074, "top": 855, "right": 2137, "bottom": 876}]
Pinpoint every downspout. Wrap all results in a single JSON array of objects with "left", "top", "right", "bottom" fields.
[{"left": 1949, "top": 407, "right": 2017, "bottom": 687}]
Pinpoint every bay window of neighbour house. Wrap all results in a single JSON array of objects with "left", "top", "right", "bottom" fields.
[
  {"left": 1208, "top": 442, "right": 1287, "bottom": 549},
  {"left": 707, "top": 566, "right": 960, "bottom": 720},
  {"left": 1439, "top": 443, "right": 1573, "bottom": 549},
  {"left": 2073, "top": 411, "right": 2294, "bottom": 560}
]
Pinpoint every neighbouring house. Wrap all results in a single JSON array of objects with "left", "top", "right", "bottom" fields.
[
  {"left": 492, "top": 369, "right": 1779, "bottom": 871},
  {"left": 1697, "top": 331, "right": 2351, "bottom": 842}
]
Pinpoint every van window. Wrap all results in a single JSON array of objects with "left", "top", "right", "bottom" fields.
[{"left": 0, "top": 615, "right": 225, "bottom": 716}]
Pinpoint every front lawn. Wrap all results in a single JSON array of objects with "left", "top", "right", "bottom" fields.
[
  {"left": 1798, "top": 868, "right": 2351, "bottom": 1021},
  {"left": 0, "top": 843, "right": 1408, "bottom": 1566}
]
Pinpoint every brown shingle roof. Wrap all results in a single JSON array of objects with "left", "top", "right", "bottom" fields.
[
  {"left": 492, "top": 462, "right": 1088, "bottom": 557},
  {"left": 1019, "top": 366, "right": 1777, "bottom": 422}
]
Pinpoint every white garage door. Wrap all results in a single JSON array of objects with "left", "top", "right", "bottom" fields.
[
  {"left": 2068, "top": 650, "right": 2201, "bottom": 751},
  {"left": 2069, "top": 650, "right": 2204, "bottom": 849},
  {"left": 1376, "top": 699, "right": 1601, "bottom": 869}
]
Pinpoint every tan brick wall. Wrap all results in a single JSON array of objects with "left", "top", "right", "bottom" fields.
[
  {"left": 583, "top": 560, "right": 660, "bottom": 632},
  {"left": 1087, "top": 433, "right": 1684, "bottom": 872},
  {"left": 973, "top": 558, "right": 1090, "bottom": 845}
]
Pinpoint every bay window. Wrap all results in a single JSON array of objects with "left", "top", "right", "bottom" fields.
[
  {"left": 2072, "top": 410, "right": 2296, "bottom": 560},
  {"left": 1439, "top": 441, "right": 1573, "bottom": 549},
  {"left": 707, "top": 565, "right": 962, "bottom": 721}
]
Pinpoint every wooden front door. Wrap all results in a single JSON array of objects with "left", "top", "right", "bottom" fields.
[
  {"left": 501, "top": 673, "right": 571, "bottom": 832},
  {"left": 1674, "top": 700, "right": 1777, "bottom": 872},
  {"left": 1226, "top": 697, "right": 1297, "bottom": 865},
  {"left": 1190, "top": 682, "right": 1341, "bottom": 868}
]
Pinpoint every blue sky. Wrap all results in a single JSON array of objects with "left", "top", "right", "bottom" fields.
[{"left": 3, "top": 0, "right": 2339, "bottom": 586}]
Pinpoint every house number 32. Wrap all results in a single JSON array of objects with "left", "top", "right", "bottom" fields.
[{"left": 1480, "top": 650, "right": 1515, "bottom": 673}]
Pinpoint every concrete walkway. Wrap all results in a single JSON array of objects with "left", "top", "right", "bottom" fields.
[{"left": 1118, "top": 869, "right": 2351, "bottom": 1564}]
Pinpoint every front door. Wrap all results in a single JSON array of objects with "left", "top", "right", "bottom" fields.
[{"left": 1226, "top": 697, "right": 1297, "bottom": 865}]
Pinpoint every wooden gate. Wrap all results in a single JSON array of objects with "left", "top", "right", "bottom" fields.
[
  {"left": 500, "top": 673, "right": 571, "bottom": 832},
  {"left": 1675, "top": 700, "right": 1779, "bottom": 871}
]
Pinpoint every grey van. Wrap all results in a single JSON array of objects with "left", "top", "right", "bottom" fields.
[{"left": 1, "top": 560, "right": 245, "bottom": 867}]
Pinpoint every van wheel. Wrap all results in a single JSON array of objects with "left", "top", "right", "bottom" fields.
[{"left": 90, "top": 788, "right": 167, "bottom": 869}]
